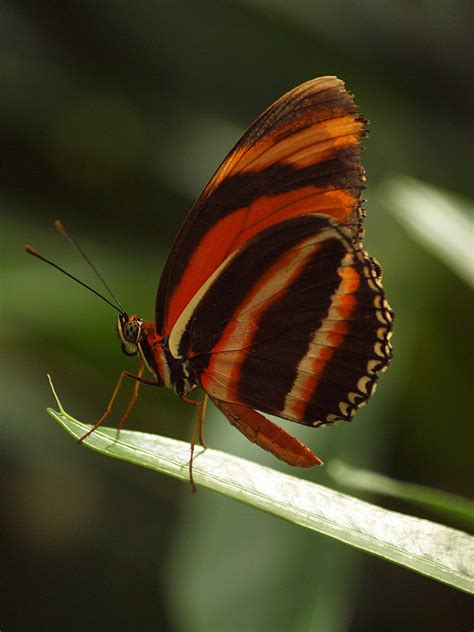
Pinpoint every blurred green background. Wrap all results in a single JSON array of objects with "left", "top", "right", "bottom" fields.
[{"left": 1, "top": 2, "right": 472, "bottom": 630}]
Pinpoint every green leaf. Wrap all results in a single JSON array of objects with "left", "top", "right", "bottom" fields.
[
  {"left": 381, "top": 175, "right": 474, "bottom": 286},
  {"left": 328, "top": 460, "right": 474, "bottom": 530},
  {"left": 46, "top": 377, "right": 473, "bottom": 594}
]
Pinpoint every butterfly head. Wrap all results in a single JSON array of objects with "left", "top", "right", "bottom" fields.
[{"left": 118, "top": 313, "right": 144, "bottom": 357}]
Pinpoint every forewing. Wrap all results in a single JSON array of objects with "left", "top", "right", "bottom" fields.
[
  {"left": 156, "top": 76, "right": 367, "bottom": 335},
  {"left": 170, "top": 215, "right": 393, "bottom": 427}
]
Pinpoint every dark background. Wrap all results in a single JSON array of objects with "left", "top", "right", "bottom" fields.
[{"left": 1, "top": 2, "right": 472, "bottom": 630}]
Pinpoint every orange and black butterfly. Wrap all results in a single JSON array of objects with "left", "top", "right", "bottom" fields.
[{"left": 27, "top": 76, "right": 393, "bottom": 486}]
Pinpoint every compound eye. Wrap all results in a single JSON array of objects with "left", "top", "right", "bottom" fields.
[{"left": 124, "top": 319, "right": 140, "bottom": 343}]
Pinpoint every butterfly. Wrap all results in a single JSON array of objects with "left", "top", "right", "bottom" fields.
[{"left": 27, "top": 76, "right": 393, "bottom": 489}]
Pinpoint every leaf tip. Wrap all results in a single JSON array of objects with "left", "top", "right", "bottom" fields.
[{"left": 47, "top": 374, "right": 65, "bottom": 414}]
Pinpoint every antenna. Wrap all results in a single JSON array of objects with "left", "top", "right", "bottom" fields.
[
  {"left": 54, "top": 220, "right": 126, "bottom": 313},
  {"left": 25, "top": 244, "right": 125, "bottom": 314}
]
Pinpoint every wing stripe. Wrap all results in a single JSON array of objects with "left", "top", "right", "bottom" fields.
[
  {"left": 205, "top": 238, "right": 336, "bottom": 403},
  {"left": 184, "top": 215, "right": 340, "bottom": 359},
  {"left": 303, "top": 263, "right": 393, "bottom": 424},
  {"left": 156, "top": 77, "right": 365, "bottom": 335},
  {"left": 233, "top": 116, "right": 363, "bottom": 175},
  {"left": 282, "top": 255, "right": 359, "bottom": 420},
  {"left": 192, "top": 229, "right": 393, "bottom": 428},
  {"left": 233, "top": 188, "right": 357, "bottom": 249},
  {"left": 233, "top": 78, "right": 358, "bottom": 154},
  {"left": 184, "top": 217, "right": 349, "bottom": 410},
  {"left": 234, "top": 239, "right": 345, "bottom": 412},
  {"left": 160, "top": 147, "right": 363, "bottom": 333}
]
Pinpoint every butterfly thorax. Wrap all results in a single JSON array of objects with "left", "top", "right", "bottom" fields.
[
  {"left": 117, "top": 314, "right": 197, "bottom": 397},
  {"left": 146, "top": 326, "right": 198, "bottom": 397}
]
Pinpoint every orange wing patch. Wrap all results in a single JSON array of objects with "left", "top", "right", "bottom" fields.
[
  {"left": 156, "top": 76, "right": 367, "bottom": 336},
  {"left": 166, "top": 187, "right": 357, "bottom": 330},
  {"left": 231, "top": 115, "right": 364, "bottom": 174}
]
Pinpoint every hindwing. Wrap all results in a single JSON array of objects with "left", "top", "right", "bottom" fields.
[{"left": 168, "top": 215, "right": 393, "bottom": 427}]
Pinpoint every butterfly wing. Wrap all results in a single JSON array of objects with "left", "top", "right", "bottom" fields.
[
  {"left": 169, "top": 214, "right": 393, "bottom": 428},
  {"left": 156, "top": 76, "right": 367, "bottom": 336}
]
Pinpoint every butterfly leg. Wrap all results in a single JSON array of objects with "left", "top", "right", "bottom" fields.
[
  {"left": 79, "top": 363, "right": 160, "bottom": 442},
  {"left": 198, "top": 394, "right": 209, "bottom": 447},
  {"left": 212, "top": 399, "right": 323, "bottom": 467},
  {"left": 117, "top": 363, "right": 144, "bottom": 434},
  {"left": 180, "top": 393, "right": 209, "bottom": 448},
  {"left": 181, "top": 393, "right": 210, "bottom": 492}
]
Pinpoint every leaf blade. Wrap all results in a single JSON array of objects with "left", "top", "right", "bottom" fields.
[
  {"left": 47, "top": 403, "right": 474, "bottom": 594},
  {"left": 329, "top": 460, "right": 474, "bottom": 529}
]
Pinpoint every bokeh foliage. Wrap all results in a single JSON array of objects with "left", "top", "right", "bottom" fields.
[{"left": 1, "top": 2, "right": 472, "bottom": 630}]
